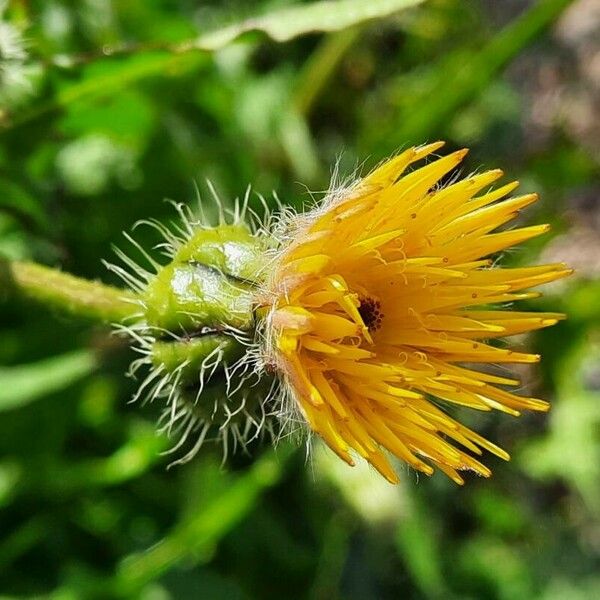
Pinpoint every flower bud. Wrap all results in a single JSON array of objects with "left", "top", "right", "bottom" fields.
[
  {"left": 143, "top": 224, "right": 263, "bottom": 335},
  {"left": 111, "top": 218, "right": 276, "bottom": 462}
]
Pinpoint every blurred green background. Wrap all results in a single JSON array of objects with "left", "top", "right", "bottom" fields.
[{"left": 1, "top": 0, "right": 599, "bottom": 598}]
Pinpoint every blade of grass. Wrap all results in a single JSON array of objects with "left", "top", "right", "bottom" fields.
[
  {"left": 378, "top": 0, "right": 575, "bottom": 149},
  {"left": 0, "top": 350, "right": 96, "bottom": 412},
  {"left": 38, "top": 422, "right": 168, "bottom": 494},
  {"left": 293, "top": 27, "right": 363, "bottom": 117}
]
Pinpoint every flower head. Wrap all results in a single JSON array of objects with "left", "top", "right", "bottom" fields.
[
  {"left": 113, "top": 143, "right": 570, "bottom": 484},
  {"left": 262, "top": 142, "right": 571, "bottom": 484}
]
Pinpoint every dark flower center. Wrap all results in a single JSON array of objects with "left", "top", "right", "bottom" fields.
[{"left": 358, "top": 297, "right": 383, "bottom": 331}]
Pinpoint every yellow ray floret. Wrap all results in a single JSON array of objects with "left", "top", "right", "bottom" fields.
[{"left": 266, "top": 143, "right": 571, "bottom": 485}]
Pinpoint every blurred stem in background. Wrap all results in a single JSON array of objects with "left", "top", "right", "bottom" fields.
[
  {"left": 293, "top": 26, "right": 363, "bottom": 117},
  {"left": 113, "top": 446, "right": 292, "bottom": 597},
  {"left": 367, "top": 0, "right": 576, "bottom": 151}
]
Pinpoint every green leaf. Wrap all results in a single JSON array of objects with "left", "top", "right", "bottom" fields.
[
  {"left": 40, "top": 421, "right": 168, "bottom": 492},
  {"left": 4, "top": 51, "right": 205, "bottom": 129},
  {"left": 193, "top": 0, "right": 426, "bottom": 49},
  {"left": 114, "top": 445, "right": 293, "bottom": 595},
  {"left": 395, "top": 492, "right": 447, "bottom": 598},
  {"left": 0, "top": 179, "right": 47, "bottom": 231},
  {"left": 519, "top": 339, "right": 600, "bottom": 514},
  {"left": 0, "top": 351, "right": 96, "bottom": 412},
  {"left": 4, "top": 0, "right": 425, "bottom": 129}
]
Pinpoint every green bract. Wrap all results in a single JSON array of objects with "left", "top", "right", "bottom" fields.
[
  {"left": 116, "top": 220, "right": 276, "bottom": 459},
  {"left": 151, "top": 336, "right": 242, "bottom": 384},
  {"left": 143, "top": 224, "right": 264, "bottom": 335},
  {"left": 130, "top": 221, "right": 273, "bottom": 420}
]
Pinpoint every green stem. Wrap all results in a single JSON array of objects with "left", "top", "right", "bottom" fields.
[{"left": 0, "top": 260, "right": 140, "bottom": 323}]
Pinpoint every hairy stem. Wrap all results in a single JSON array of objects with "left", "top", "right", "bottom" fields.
[{"left": 0, "top": 260, "right": 140, "bottom": 323}]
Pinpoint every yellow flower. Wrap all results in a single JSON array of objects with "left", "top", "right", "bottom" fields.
[{"left": 264, "top": 142, "right": 571, "bottom": 484}]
